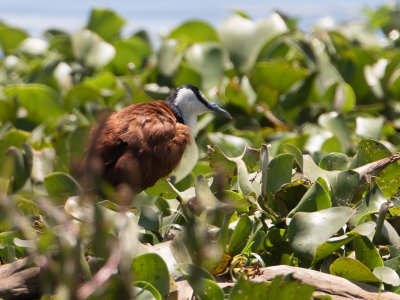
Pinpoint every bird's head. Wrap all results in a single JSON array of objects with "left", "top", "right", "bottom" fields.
[{"left": 166, "top": 85, "right": 232, "bottom": 126}]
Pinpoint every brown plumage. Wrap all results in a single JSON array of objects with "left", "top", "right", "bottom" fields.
[
  {"left": 82, "top": 84, "right": 232, "bottom": 194},
  {"left": 84, "top": 101, "right": 191, "bottom": 192}
]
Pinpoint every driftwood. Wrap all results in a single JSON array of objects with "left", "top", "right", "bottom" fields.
[
  {"left": 0, "top": 257, "right": 41, "bottom": 300},
  {"left": 173, "top": 266, "right": 400, "bottom": 300},
  {"left": 2, "top": 259, "right": 400, "bottom": 300}
]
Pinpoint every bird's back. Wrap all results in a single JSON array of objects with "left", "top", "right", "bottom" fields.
[{"left": 83, "top": 101, "right": 191, "bottom": 192}]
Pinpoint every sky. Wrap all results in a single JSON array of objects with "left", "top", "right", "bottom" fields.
[{"left": 0, "top": 0, "right": 388, "bottom": 40}]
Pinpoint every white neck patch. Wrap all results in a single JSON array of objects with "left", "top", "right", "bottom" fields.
[{"left": 174, "top": 88, "right": 211, "bottom": 136}]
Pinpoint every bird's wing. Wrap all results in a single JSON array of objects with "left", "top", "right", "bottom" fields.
[{"left": 98, "top": 101, "right": 191, "bottom": 190}]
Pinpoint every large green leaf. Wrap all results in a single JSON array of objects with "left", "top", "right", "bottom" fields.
[
  {"left": 288, "top": 180, "right": 331, "bottom": 217},
  {"left": 220, "top": 13, "right": 288, "bottom": 74},
  {"left": 354, "top": 235, "right": 383, "bottom": 270},
  {"left": 350, "top": 139, "right": 400, "bottom": 197},
  {"left": 4, "top": 84, "right": 62, "bottom": 124},
  {"left": 185, "top": 42, "right": 227, "bottom": 90},
  {"left": 0, "top": 24, "right": 28, "bottom": 55},
  {"left": 0, "top": 129, "right": 29, "bottom": 170},
  {"left": 250, "top": 62, "right": 308, "bottom": 97},
  {"left": 330, "top": 257, "right": 380, "bottom": 282},
  {"left": 131, "top": 253, "right": 170, "bottom": 298},
  {"left": 318, "top": 112, "right": 352, "bottom": 153},
  {"left": 169, "top": 20, "right": 219, "bottom": 49},
  {"left": 313, "top": 221, "right": 376, "bottom": 265},
  {"left": 44, "top": 172, "right": 82, "bottom": 204},
  {"left": 109, "top": 37, "right": 152, "bottom": 75},
  {"left": 71, "top": 29, "right": 116, "bottom": 69},
  {"left": 227, "top": 214, "right": 253, "bottom": 256},
  {"left": 288, "top": 207, "right": 355, "bottom": 263},
  {"left": 87, "top": 8, "right": 126, "bottom": 41},
  {"left": 264, "top": 153, "right": 294, "bottom": 198}
]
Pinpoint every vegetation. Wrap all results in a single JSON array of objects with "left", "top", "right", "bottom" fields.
[{"left": 1, "top": 3, "right": 400, "bottom": 299}]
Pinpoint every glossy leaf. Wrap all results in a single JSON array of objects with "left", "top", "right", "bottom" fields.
[
  {"left": 169, "top": 20, "right": 219, "bottom": 49},
  {"left": 318, "top": 112, "right": 352, "bottom": 153},
  {"left": 131, "top": 253, "right": 170, "bottom": 298},
  {"left": 220, "top": 13, "right": 288, "bottom": 74},
  {"left": 288, "top": 207, "right": 355, "bottom": 262},
  {"left": 350, "top": 139, "right": 400, "bottom": 197},
  {"left": 87, "top": 8, "right": 126, "bottom": 41},
  {"left": 71, "top": 29, "right": 116, "bottom": 69},
  {"left": 288, "top": 180, "right": 331, "bottom": 217},
  {"left": 330, "top": 257, "right": 380, "bottom": 282},
  {"left": 0, "top": 24, "right": 28, "bottom": 55},
  {"left": 313, "top": 221, "right": 376, "bottom": 265},
  {"left": 264, "top": 153, "right": 294, "bottom": 198},
  {"left": 4, "top": 84, "right": 62, "bottom": 124},
  {"left": 44, "top": 172, "right": 82, "bottom": 203},
  {"left": 227, "top": 214, "right": 253, "bottom": 256},
  {"left": 354, "top": 235, "right": 383, "bottom": 270}
]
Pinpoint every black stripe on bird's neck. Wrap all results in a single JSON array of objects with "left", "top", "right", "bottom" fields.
[{"left": 165, "top": 97, "right": 184, "bottom": 124}]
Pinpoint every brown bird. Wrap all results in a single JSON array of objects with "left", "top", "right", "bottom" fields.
[{"left": 83, "top": 84, "right": 231, "bottom": 193}]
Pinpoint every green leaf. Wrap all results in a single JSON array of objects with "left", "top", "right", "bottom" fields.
[
  {"left": 354, "top": 235, "right": 383, "bottom": 270},
  {"left": 319, "top": 153, "right": 349, "bottom": 171},
  {"left": 207, "top": 146, "right": 237, "bottom": 180},
  {"left": 220, "top": 14, "right": 288, "bottom": 74},
  {"left": 318, "top": 112, "right": 352, "bottom": 153},
  {"left": 329, "top": 170, "right": 360, "bottom": 206},
  {"left": 133, "top": 281, "right": 162, "bottom": 300},
  {"left": 4, "top": 147, "right": 30, "bottom": 192},
  {"left": 195, "top": 175, "right": 221, "bottom": 210},
  {"left": 131, "top": 253, "right": 170, "bottom": 298},
  {"left": 227, "top": 214, "right": 253, "bottom": 256},
  {"left": 313, "top": 221, "right": 376, "bottom": 265},
  {"left": 195, "top": 279, "right": 224, "bottom": 300},
  {"left": 288, "top": 207, "right": 355, "bottom": 263},
  {"left": 330, "top": 82, "right": 356, "bottom": 113},
  {"left": 169, "top": 20, "right": 219, "bottom": 49},
  {"left": 0, "top": 24, "right": 28, "bottom": 55},
  {"left": 71, "top": 29, "right": 116, "bottom": 69},
  {"left": 44, "top": 172, "right": 82, "bottom": 204},
  {"left": 0, "top": 129, "right": 30, "bottom": 171},
  {"left": 350, "top": 139, "right": 400, "bottom": 197},
  {"left": 87, "top": 8, "right": 126, "bottom": 41},
  {"left": 185, "top": 42, "right": 227, "bottom": 90},
  {"left": 330, "top": 257, "right": 380, "bottom": 282},
  {"left": 145, "top": 178, "right": 178, "bottom": 199},
  {"left": 265, "top": 153, "right": 294, "bottom": 197},
  {"left": 138, "top": 207, "right": 160, "bottom": 232},
  {"left": 288, "top": 180, "right": 331, "bottom": 217},
  {"left": 260, "top": 144, "right": 270, "bottom": 199},
  {"left": 63, "top": 83, "right": 102, "bottom": 111},
  {"left": 157, "top": 39, "right": 184, "bottom": 77},
  {"left": 109, "top": 37, "right": 152, "bottom": 75},
  {"left": 281, "top": 72, "right": 316, "bottom": 111},
  {"left": 229, "top": 277, "right": 269, "bottom": 300},
  {"left": 4, "top": 84, "right": 62, "bottom": 124},
  {"left": 350, "top": 184, "right": 389, "bottom": 227},
  {"left": 282, "top": 144, "right": 303, "bottom": 172},
  {"left": 251, "top": 62, "right": 308, "bottom": 95},
  {"left": 207, "top": 133, "right": 247, "bottom": 157},
  {"left": 174, "top": 63, "right": 202, "bottom": 88},
  {"left": 230, "top": 275, "right": 316, "bottom": 300},
  {"left": 237, "top": 160, "right": 258, "bottom": 195}
]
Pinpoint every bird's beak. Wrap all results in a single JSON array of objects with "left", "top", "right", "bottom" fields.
[{"left": 207, "top": 101, "right": 232, "bottom": 119}]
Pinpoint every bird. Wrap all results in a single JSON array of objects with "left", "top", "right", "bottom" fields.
[{"left": 82, "top": 84, "right": 232, "bottom": 194}]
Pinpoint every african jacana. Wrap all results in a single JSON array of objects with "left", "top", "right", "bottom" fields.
[{"left": 83, "top": 84, "right": 231, "bottom": 193}]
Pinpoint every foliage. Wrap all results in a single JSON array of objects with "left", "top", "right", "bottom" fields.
[{"left": 1, "top": 3, "right": 400, "bottom": 299}]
